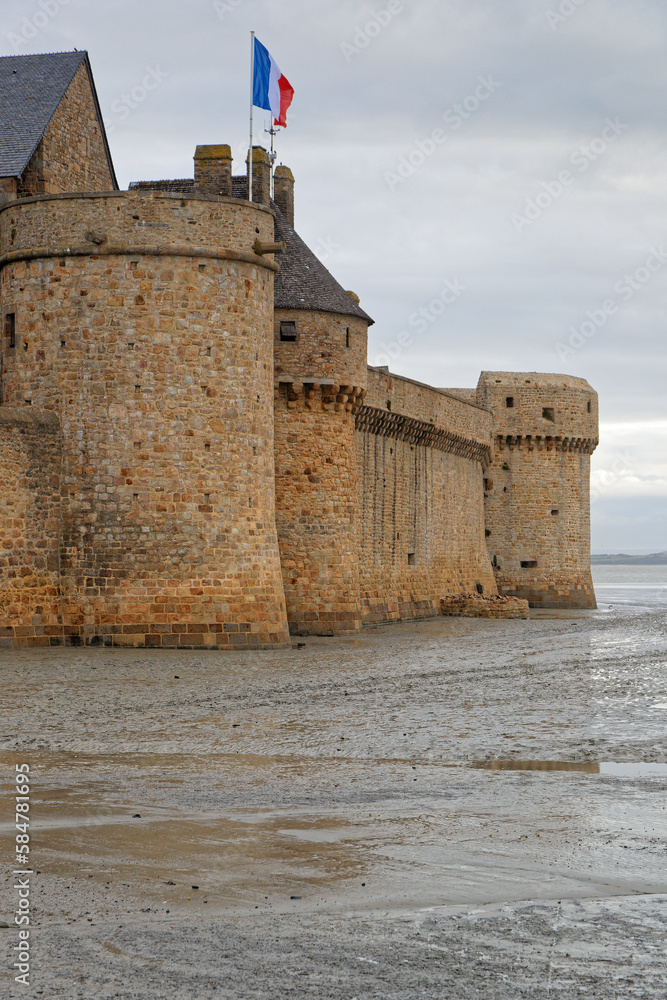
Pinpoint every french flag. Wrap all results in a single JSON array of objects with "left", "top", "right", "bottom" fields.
[{"left": 252, "top": 37, "right": 294, "bottom": 128}]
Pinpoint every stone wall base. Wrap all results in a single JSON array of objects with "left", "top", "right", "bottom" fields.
[
  {"left": 0, "top": 623, "right": 290, "bottom": 650},
  {"left": 496, "top": 577, "right": 597, "bottom": 609},
  {"left": 440, "top": 594, "right": 530, "bottom": 619}
]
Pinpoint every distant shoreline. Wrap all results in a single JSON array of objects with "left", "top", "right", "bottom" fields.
[{"left": 591, "top": 553, "right": 667, "bottom": 565}]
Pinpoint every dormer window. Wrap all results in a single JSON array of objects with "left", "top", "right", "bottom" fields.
[{"left": 280, "top": 321, "right": 297, "bottom": 342}]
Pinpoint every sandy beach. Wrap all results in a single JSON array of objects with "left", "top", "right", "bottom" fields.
[{"left": 1, "top": 576, "right": 666, "bottom": 998}]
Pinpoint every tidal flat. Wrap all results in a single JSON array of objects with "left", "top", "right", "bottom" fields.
[{"left": 1, "top": 580, "right": 666, "bottom": 998}]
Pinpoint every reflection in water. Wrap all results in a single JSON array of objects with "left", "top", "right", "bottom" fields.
[
  {"left": 472, "top": 760, "right": 600, "bottom": 773},
  {"left": 472, "top": 760, "right": 667, "bottom": 777}
]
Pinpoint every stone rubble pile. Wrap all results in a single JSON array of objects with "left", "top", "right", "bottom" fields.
[{"left": 440, "top": 593, "right": 530, "bottom": 619}]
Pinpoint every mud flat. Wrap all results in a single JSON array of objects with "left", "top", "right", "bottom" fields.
[{"left": 1, "top": 597, "right": 666, "bottom": 998}]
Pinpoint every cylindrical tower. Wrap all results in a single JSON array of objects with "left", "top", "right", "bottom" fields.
[
  {"left": 0, "top": 189, "right": 290, "bottom": 648},
  {"left": 272, "top": 201, "right": 371, "bottom": 635},
  {"left": 477, "top": 371, "right": 598, "bottom": 609}
]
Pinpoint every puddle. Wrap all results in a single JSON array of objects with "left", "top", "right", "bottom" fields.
[
  {"left": 472, "top": 760, "right": 600, "bottom": 773},
  {"left": 472, "top": 760, "right": 667, "bottom": 777}
]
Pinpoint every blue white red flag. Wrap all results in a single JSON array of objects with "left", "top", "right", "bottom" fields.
[{"left": 252, "top": 37, "right": 294, "bottom": 128}]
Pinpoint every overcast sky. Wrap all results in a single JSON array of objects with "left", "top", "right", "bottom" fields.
[{"left": 4, "top": 0, "right": 666, "bottom": 551}]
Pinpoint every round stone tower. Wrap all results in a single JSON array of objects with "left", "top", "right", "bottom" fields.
[
  {"left": 477, "top": 371, "right": 598, "bottom": 609},
  {"left": 0, "top": 188, "right": 290, "bottom": 648},
  {"left": 272, "top": 200, "right": 372, "bottom": 635}
]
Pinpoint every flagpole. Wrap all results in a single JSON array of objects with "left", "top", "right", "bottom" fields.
[{"left": 249, "top": 30, "right": 254, "bottom": 202}]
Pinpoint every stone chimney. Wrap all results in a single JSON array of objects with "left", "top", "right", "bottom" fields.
[
  {"left": 273, "top": 165, "right": 294, "bottom": 226},
  {"left": 246, "top": 146, "right": 271, "bottom": 206},
  {"left": 194, "top": 145, "right": 232, "bottom": 197}
]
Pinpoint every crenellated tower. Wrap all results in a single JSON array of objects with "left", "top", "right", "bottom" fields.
[
  {"left": 272, "top": 195, "right": 372, "bottom": 635},
  {"left": 477, "top": 372, "right": 598, "bottom": 608}
]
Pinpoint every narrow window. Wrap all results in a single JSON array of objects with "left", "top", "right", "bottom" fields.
[
  {"left": 521, "top": 559, "right": 538, "bottom": 569},
  {"left": 345, "top": 327, "right": 351, "bottom": 348},
  {"left": 587, "top": 401, "right": 591, "bottom": 413},
  {"left": 204, "top": 442, "right": 211, "bottom": 452},
  {"left": 204, "top": 493, "right": 210, "bottom": 504},
  {"left": 386, "top": 400, "right": 392, "bottom": 411},
  {"left": 551, "top": 509, "right": 559, "bottom": 516},
  {"left": 280, "top": 321, "right": 297, "bottom": 341},
  {"left": 407, "top": 551, "right": 416, "bottom": 566},
  {"left": 505, "top": 396, "right": 514, "bottom": 408},
  {"left": 475, "top": 583, "right": 484, "bottom": 595},
  {"left": 5, "top": 313, "right": 15, "bottom": 349},
  {"left": 542, "top": 407, "right": 555, "bottom": 422},
  {"left": 135, "top": 385, "right": 141, "bottom": 393}
]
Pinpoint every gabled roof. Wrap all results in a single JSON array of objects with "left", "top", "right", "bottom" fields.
[
  {"left": 0, "top": 50, "right": 117, "bottom": 186},
  {"left": 273, "top": 204, "right": 373, "bottom": 324}
]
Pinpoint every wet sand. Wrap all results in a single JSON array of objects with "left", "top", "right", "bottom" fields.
[{"left": 1, "top": 604, "right": 666, "bottom": 998}]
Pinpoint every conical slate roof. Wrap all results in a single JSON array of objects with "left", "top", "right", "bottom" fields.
[
  {"left": 0, "top": 51, "right": 116, "bottom": 185},
  {"left": 273, "top": 204, "right": 373, "bottom": 324}
]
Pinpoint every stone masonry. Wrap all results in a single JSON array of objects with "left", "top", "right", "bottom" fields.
[
  {"left": 0, "top": 51, "right": 600, "bottom": 647},
  {"left": 18, "top": 61, "right": 115, "bottom": 198}
]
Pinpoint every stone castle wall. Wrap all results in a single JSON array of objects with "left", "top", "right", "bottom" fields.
[
  {"left": 0, "top": 120, "right": 600, "bottom": 645},
  {"left": 0, "top": 190, "right": 290, "bottom": 647},
  {"left": 355, "top": 368, "right": 497, "bottom": 625},
  {"left": 477, "top": 372, "right": 598, "bottom": 608},
  {"left": 0, "top": 408, "right": 62, "bottom": 647},
  {"left": 17, "top": 63, "right": 114, "bottom": 198}
]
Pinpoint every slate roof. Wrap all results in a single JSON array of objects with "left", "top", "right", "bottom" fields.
[
  {"left": 0, "top": 50, "right": 117, "bottom": 186},
  {"left": 273, "top": 204, "right": 373, "bottom": 324}
]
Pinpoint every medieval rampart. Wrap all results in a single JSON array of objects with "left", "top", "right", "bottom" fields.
[
  {"left": 355, "top": 368, "right": 497, "bottom": 625},
  {"left": 0, "top": 190, "right": 290, "bottom": 647}
]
